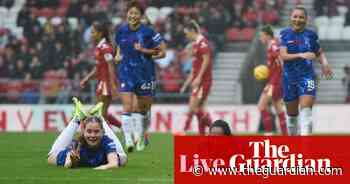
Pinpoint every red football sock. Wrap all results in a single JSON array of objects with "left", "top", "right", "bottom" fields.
[
  {"left": 106, "top": 114, "right": 122, "bottom": 128},
  {"left": 261, "top": 110, "right": 272, "bottom": 132},
  {"left": 196, "top": 110, "right": 211, "bottom": 135},
  {"left": 278, "top": 112, "right": 287, "bottom": 135},
  {"left": 183, "top": 112, "right": 194, "bottom": 131},
  {"left": 197, "top": 122, "right": 206, "bottom": 135}
]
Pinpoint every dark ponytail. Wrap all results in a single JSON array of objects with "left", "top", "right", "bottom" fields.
[
  {"left": 184, "top": 19, "right": 201, "bottom": 33},
  {"left": 92, "top": 21, "right": 111, "bottom": 43},
  {"left": 261, "top": 25, "right": 274, "bottom": 37}
]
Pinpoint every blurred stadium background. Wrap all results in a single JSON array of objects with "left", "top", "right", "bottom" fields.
[{"left": 0, "top": 0, "right": 349, "bottom": 183}]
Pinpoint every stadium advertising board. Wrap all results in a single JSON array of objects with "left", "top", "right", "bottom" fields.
[{"left": 0, "top": 105, "right": 349, "bottom": 133}]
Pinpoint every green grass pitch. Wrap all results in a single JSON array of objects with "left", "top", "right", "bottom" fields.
[{"left": 0, "top": 133, "right": 174, "bottom": 184}]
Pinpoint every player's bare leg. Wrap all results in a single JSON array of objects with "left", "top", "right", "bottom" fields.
[
  {"left": 97, "top": 95, "right": 121, "bottom": 128},
  {"left": 272, "top": 98, "right": 287, "bottom": 135},
  {"left": 258, "top": 85, "right": 273, "bottom": 133},
  {"left": 120, "top": 92, "right": 135, "bottom": 152},
  {"left": 188, "top": 96, "right": 211, "bottom": 135},
  {"left": 286, "top": 99, "right": 299, "bottom": 135},
  {"left": 299, "top": 95, "right": 314, "bottom": 136},
  {"left": 183, "top": 95, "right": 199, "bottom": 132},
  {"left": 196, "top": 98, "right": 212, "bottom": 134}
]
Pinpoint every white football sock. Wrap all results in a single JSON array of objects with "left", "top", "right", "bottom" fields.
[
  {"left": 299, "top": 108, "right": 312, "bottom": 136},
  {"left": 48, "top": 117, "right": 79, "bottom": 156},
  {"left": 287, "top": 115, "right": 298, "bottom": 136},
  {"left": 101, "top": 117, "right": 126, "bottom": 155},
  {"left": 121, "top": 113, "right": 134, "bottom": 147},
  {"left": 132, "top": 113, "right": 144, "bottom": 142}
]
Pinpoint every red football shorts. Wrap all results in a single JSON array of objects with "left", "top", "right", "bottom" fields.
[{"left": 191, "top": 82, "right": 212, "bottom": 101}]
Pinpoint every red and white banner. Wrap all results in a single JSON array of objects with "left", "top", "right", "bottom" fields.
[{"left": 0, "top": 104, "right": 349, "bottom": 133}]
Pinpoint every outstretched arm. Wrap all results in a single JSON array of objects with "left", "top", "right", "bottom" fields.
[
  {"left": 180, "top": 69, "right": 193, "bottom": 93},
  {"left": 94, "top": 152, "right": 119, "bottom": 170},
  {"left": 317, "top": 49, "right": 333, "bottom": 79},
  {"left": 104, "top": 50, "right": 118, "bottom": 97},
  {"left": 80, "top": 67, "right": 96, "bottom": 88}
]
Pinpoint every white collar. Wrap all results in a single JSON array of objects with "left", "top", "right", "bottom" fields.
[{"left": 97, "top": 38, "right": 106, "bottom": 48}]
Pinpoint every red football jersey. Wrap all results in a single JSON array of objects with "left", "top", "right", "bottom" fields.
[
  {"left": 95, "top": 38, "right": 114, "bottom": 82},
  {"left": 191, "top": 35, "right": 212, "bottom": 83},
  {"left": 266, "top": 38, "right": 282, "bottom": 85}
]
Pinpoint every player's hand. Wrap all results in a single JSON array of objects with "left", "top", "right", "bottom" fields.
[
  {"left": 321, "top": 64, "right": 333, "bottom": 80},
  {"left": 80, "top": 79, "right": 88, "bottom": 89},
  {"left": 69, "top": 145, "right": 80, "bottom": 168},
  {"left": 191, "top": 77, "right": 201, "bottom": 90},
  {"left": 180, "top": 85, "right": 187, "bottom": 93},
  {"left": 134, "top": 43, "right": 144, "bottom": 52},
  {"left": 114, "top": 47, "right": 122, "bottom": 64},
  {"left": 299, "top": 52, "right": 316, "bottom": 60},
  {"left": 94, "top": 165, "right": 108, "bottom": 170}
]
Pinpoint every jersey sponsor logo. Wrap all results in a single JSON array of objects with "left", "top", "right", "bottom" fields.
[{"left": 121, "top": 83, "right": 125, "bottom": 88}]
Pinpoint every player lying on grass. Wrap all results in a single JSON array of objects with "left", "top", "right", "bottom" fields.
[{"left": 47, "top": 98, "right": 127, "bottom": 169}]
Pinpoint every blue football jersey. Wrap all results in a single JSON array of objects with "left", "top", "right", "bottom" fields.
[
  {"left": 114, "top": 23, "right": 163, "bottom": 96},
  {"left": 279, "top": 27, "right": 320, "bottom": 80},
  {"left": 279, "top": 27, "right": 320, "bottom": 101},
  {"left": 56, "top": 136, "right": 117, "bottom": 167}
]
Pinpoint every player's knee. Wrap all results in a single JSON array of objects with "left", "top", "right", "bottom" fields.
[
  {"left": 272, "top": 101, "right": 284, "bottom": 113},
  {"left": 300, "top": 103, "right": 313, "bottom": 109},
  {"left": 137, "top": 105, "right": 150, "bottom": 114}
]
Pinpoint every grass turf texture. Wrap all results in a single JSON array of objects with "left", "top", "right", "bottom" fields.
[{"left": 0, "top": 133, "right": 174, "bottom": 184}]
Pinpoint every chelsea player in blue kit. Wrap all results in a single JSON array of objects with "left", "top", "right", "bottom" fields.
[
  {"left": 114, "top": 1, "right": 166, "bottom": 152},
  {"left": 279, "top": 6, "right": 333, "bottom": 135},
  {"left": 48, "top": 98, "right": 127, "bottom": 169}
]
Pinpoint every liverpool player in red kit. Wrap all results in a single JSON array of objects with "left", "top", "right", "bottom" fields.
[
  {"left": 80, "top": 22, "right": 121, "bottom": 128},
  {"left": 257, "top": 25, "right": 287, "bottom": 135},
  {"left": 181, "top": 20, "right": 212, "bottom": 135}
]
